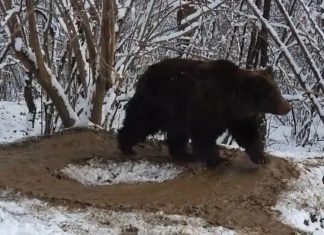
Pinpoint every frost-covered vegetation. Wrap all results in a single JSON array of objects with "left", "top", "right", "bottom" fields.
[{"left": 0, "top": 0, "right": 323, "bottom": 147}]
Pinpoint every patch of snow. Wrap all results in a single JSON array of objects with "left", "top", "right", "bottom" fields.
[
  {"left": 0, "top": 101, "right": 41, "bottom": 143},
  {"left": 268, "top": 147, "right": 324, "bottom": 162},
  {"left": 266, "top": 117, "right": 324, "bottom": 161},
  {"left": 274, "top": 164, "right": 324, "bottom": 234},
  {"left": 0, "top": 191, "right": 235, "bottom": 235},
  {"left": 60, "top": 158, "right": 185, "bottom": 186},
  {"left": 267, "top": 121, "right": 324, "bottom": 234},
  {"left": 14, "top": 38, "right": 23, "bottom": 51},
  {"left": 117, "top": 6, "right": 127, "bottom": 20}
]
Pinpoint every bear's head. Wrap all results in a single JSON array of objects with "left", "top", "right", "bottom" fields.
[{"left": 237, "top": 67, "right": 291, "bottom": 116}]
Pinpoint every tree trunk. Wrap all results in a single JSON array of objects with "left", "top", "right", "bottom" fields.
[
  {"left": 246, "top": 0, "right": 262, "bottom": 69},
  {"left": 26, "top": 1, "right": 78, "bottom": 128},
  {"left": 246, "top": 0, "right": 271, "bottom": 146},
  {"left": 0, "top": 0, "right": 79, "bottom": 128},
  {"left": 59, "top": 1, "right": 89, "bottom": 97},
  {"left": 90, "top": 0, "right": 116, "bottom": 124},
  {"left": 258, "top": 0, "right": 271, "bottom": 145},
  {"left": 260, "top": 0, "right": 271, "bottom": 67},
  {"left": 24, "top": 73, "right": 36, "bottom": 128}
]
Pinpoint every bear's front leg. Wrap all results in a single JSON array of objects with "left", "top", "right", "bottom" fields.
[
  {"left": 228, "top": 115, "right": 270, "bottom": 165},
  {"left": 249, "top": 147, "right": 270, "bottom": 165}
]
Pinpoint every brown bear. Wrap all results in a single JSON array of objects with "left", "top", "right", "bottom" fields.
[{"left": 117, "top": 58, "right": 291, "bottom": 167}]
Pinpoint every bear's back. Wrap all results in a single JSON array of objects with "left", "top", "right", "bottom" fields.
[
  {"left": 135, "top": 58, "right": 240, "bottom": 99},
  {"left": 144, "top": 58, "right": 238, "bottom": 82}
]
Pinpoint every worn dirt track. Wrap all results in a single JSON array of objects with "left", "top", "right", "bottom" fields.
[{"left": 0, "top": 128, "right": 299, "bottom": 234}]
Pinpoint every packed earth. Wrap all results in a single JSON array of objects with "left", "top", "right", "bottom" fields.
[{"left": 0, "top": 101, "right": 323, "bottom": 234}]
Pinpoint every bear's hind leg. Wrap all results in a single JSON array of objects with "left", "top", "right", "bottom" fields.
[
  {"left": 191, "top": 129, "right": 225, "bottom": 167},
  {"left": 228, "top": 115, "right": 269, "bottom": 165}
]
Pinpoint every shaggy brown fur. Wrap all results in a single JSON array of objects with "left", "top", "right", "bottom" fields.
[{"left": 118, "top": 58, "right": 291, "bottom": 166}]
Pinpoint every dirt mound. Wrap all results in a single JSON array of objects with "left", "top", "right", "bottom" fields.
[{"left": 0, "top": 128, "right": 299, "bottom": 234}]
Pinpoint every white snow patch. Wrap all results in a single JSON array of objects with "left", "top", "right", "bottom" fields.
[
  {"left": 0, "top": 101, "right": 41, "bottom": 143},
  {"left": 14, "top": 38, "right": 23, "bottom": 51},
  {"left": 268, "top": 147, "right": 324, "bottom": 162},
  {"left": 0, "top": 191, "right": 235, "bottom": 235},
  {"left": 60, "top": 158, "right": 185, "bottom": 186},
  {"left": 267, "top": 117, "right": 324, "bottom": 162},
  {"left": 274, "top": 164, "right": 324, "bottom": 234}
]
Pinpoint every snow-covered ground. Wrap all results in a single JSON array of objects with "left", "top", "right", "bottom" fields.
[
  {"left": 0, "top": 101, "right": 324, "bottom": 234},
  {"left": 0, "top": 101, "right": 41, "bottom": 143},
  {"left": 267, "top": 148, "right": 324, "bottom": 234},
  {"left": 266, "top": 119, "right": 324, "bottom": 233},
  {"left": 273, "top": 163, "right": 324, "bottom": 234},
  {"left": 61, "top": 158, "right": 185, "bottom": 186},
  {"left": 0, "top": 191, "right": 233, "bottom": 235}
]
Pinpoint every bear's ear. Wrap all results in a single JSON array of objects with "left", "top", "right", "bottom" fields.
[{"left": 264, "top": 66, "right": 273, "bottom": 75}]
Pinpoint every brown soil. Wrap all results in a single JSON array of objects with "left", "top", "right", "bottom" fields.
[{"left": 0, "top": 128, "right": 299, "bottom": 234}]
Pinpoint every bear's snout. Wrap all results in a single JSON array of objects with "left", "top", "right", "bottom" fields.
[{"left": 276, "top": 99, "right": 291, "bottom": 115}]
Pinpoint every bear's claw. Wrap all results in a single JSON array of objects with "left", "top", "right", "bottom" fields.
[{"left": 251, "top": 155, "right": 270, "bottom": 165}]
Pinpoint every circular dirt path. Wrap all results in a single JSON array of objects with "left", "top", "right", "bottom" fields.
[{"left": 0, "top": 129, "right": 299, "bottom": 234}]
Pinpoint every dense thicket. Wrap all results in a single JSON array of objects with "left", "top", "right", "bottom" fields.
[{"left": 0, "top": 0, "right": 323, "bottom": 146}]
